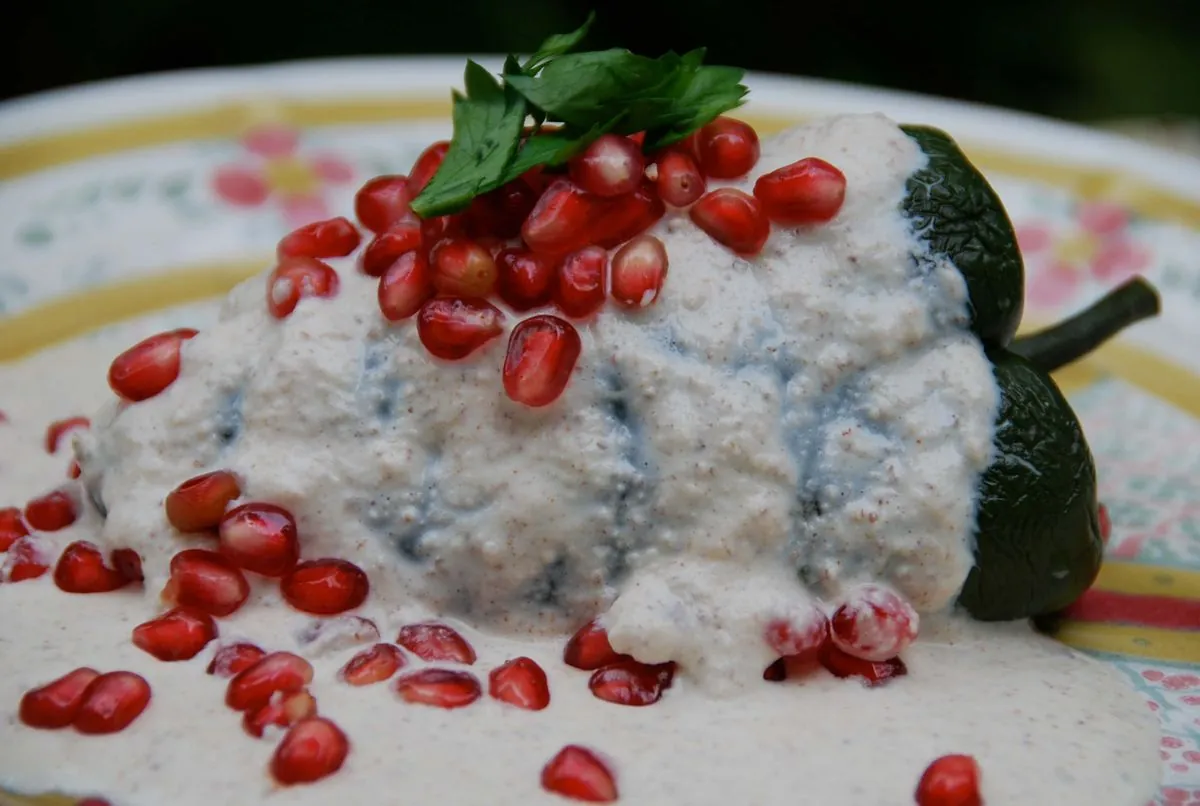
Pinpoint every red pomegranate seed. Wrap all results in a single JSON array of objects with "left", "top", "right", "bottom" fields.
[
  {"left": 655, "top": 148, "right": 706, "bottom": 207},
  {"left": 556, "top": 247, "right": 608, "bottom": 319},
  {"left": 395, "top": 622, "right": 476, "bottom": 664},
  {"left": 753, "top": 157, "right": 847, "bottom": 225},
  {"left": 690, "top": 188, "right": 770, "bottom": 256},
  {"left": 416, "top": 297, "right": 505, "bottom": 360},
  {"left": 466, "top": 180, "right": 540, "bottom": 239},
  {"left": 107, "top": 328, "right": 197, "bottom": 402},
  {"left": 110, "top": 548, "right": 144, "bottom": 584},
  {"left": 564, "top": 619, "right": 628, "bottom": 670},
  {"left": 280, "top": 558, "right": 369, "bottom": 615},
  {"left": 361, "top": 219, "right": 423, "bottom": 277},
  {"left": 53, "top": 541, "right": 130, "bottom": 594},
  {"left": 132, "top": 607, "right": 217, "bottom": 661},
  {"left": 355, "top": 175, "right": 413, "bottom": 234},
  {"left": 588, "top": 659, "right": 675, "bottom": 706},
  {"left": 488, "top": 656, "right": 550, "bottom": 711},
  {"left": 541, "top": 745, "right": 619, "bottom": 803},
  {"left": 1098, "top": 502, "right": 1112, "bottom": 546},
  {"left": 207, "top": 642, "right": 266, "bottom": 678},
  {"left": 23, "top": 489, "right": 78, "bottom": 532},
  {"left": 67, "top": 460, "right": 81, "bottom": 479},
  {"left": 592, "top": 180, "right": 666, "bottom": 249},
  {"left": 0, "top": 506, "right": 29, "bottom": 551},
  {"left": 496, "top": 248, "right": 556, "bottom": 311},
  {"left": 271, "top": 716, "right": 350, "bottom": 785},
  {"left": 763, "top": 658, "right": 787, "bottom": 681},
  {"left": 165, "top": 470, "right": 241, "bottom": 533},
  {"left": 430, "top": 237, "right": 499, "bottom": 297},
  {"left": 218, "top": 502, "right": 299, "bottom": 577},
  {"left": 44, "top": 416, "right": 89, "bottom": 454},
  {"left": 503, "top": 315, "right": 582, "bottom": 407},
  {"left": 277, "top": 216, "right": 361, "bottom": 259},
  {"left": 74, "top": 671, "right": 152, "bottom": 734},
  {"left": 266, "top": 257, "right": 340, "bottom": 320},
  {"left": 244, "top": 689, "right": 317, "bottom": 739},
  {"left": 765, "top": 607, "right": 830, "bottom": 658},
  {"left": 693, "top": 116, "right": 760, "bottom": 179},
  {"left": 522, "top": 178, "right": 597, "bottom": 256},
  {"left": 227, "top": 651, "right": 314, "bottom": 712},
  {"left": 3, "top": 537, "right": 49, "bottom": 582},
  {"left": 830, "top": 585, "right": 919, "bottom": 662},
  {"left": 569, "top": 134, "right": 645, "bottom": 197},
  {"left": 378, "top": 250, "right": 434, "bottom": 321},
  {"left": 610, "top": 234, "right": 668, "bottom": 308},
  {"left": 165, "top": 548, "right": 250, "bottom": 617},
  {"left": 407, "top": 141, "right": 450, "bottom": 194},
  {"left": 818, "top": 642, "right": 907, "bottom": 686},
  {"left": 420, "top": 213, "right": 464, "bottom": 246},
  {"left": 394, "top": 668, "right": 481, "bottom": 709},
  {"left": 19, "top": 667, "right": 100, "bottom": 729},
  {"left": 915, "top": 754, "right": 983, "bottom": 806},
  {"left": 340, "top": 643, "right": 407, "bottom": 686}
]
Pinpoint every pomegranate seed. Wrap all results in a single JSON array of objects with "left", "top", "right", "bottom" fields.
[
  {"left": 541, "top": 745, "right": 619, "bottom": 803},
  {"left": 340, "top": 643, "right": 407, "bottom": 686},
  {"left": 830, "top": 584, "right": 919, "bottom": 662},
  {"left": 3, "top": 537, "right": 49, "bottom": 582},
  {"left": 556, "top": 247, "right": 608, "bottom": 319},
  {"left": 297, "top": 615, "right": 380, "bottom": 654},
  {"left": 407, "top": 141, "right": 450, "bottom": 194},
  {"left": 588, "top": 659, "right": 675, "bottom": 706},
  {"left": 44, "top": 416, "right": 89, "bottom": 453},
  {"left": 280, "top": 558, "right": 369, "bottom": 615},
  {"left": 67, "top": 460, "right": 82, "bottom": 479},
  {"left": 763, "top": 654, "right": 821, "bottom": 682},
  {"left": 107, "top": 328, "right": 198, "bottom": 402},
  {"left": 1098, "top": 502, "right": 1112, "bottom": 546},
  {"left": 753, "top": 157, "right": 847, "bottom": 225},
  {"left": 763, "top": 658, "right": 787, "bottom": 681},
  {"left": 610, "top": 234, "right": 668, "bottom": 308},
  {"left": 592, "top": 180, "right": 666, "bottom": 249},
  {"left": 19, "top": 667, "right": 100, "bottom": 729},
  {"left": 393, "top": 668, "right": 481, "bottom": 709},
  {"left": 496, "top": 248, "right": 555, "bottom": 311},
  {"left": 420, "top": 213, "right": 464, "bottom": 246},
  {"left": 355, "top": 175, "right": 413, "bottom": 234},
  {"left": 165, "top": 470, "right": 241, "bottom": 533},
  {"left": 818, "top": 642, "right": 907, "bottom": 686},
  {"left": 522, "top": 178, "right": 596, "bottom": 256},
  {"left": 271, "top": 716, "right": 350, "bottom": 785},
  {"left": 24, "top": 489, "right": 78, "bottom": 531},
  {"left": 488, "top": 656, "right": 550, "bottom": 711},
  {"left": 243, "top": 689, "right": 317, "bottom": 738},
  {"left": 466, "top": 180, "right": 539, "bottom": 239},
  {"left": 361, "top": 219, "right": 423, "bottom": 277},
  {"left": 166, "top": 548, "right": 250, "bottom": 617},
  {"left": 765, "top": 607, "right": 830, "bottom": 658},
  {"left": 655, "top": 148, "right": 706, "bottom": 207},
  {"left": 503, "top": 315, "right": 582, "bottom": 407},
  {"left": 395, "top": 622, "right": 476, "bottom": 664},
  {"left": 111, "top": 548, "right": 144, "bottom": 583},
  {"left": 694, "top": 116, "right": 760, "bottom": 179},
  {"left": 690, "top": 188, "right": 770, "bottom": 256},
  {"left": 416, "top": 297, "right": 505, "bottom": 360},
  {"left": 207, "top": 642, "right": 266, "bottom": 678},
  {"left": 915, "top": 754, "right": 983, "bottom": 806},
  {"left": 564, "top": 619, "right": 627, "bottom": 670},
  {"left": 569, "top": 134, "right": 645, "bottom": 197},
  {"left": 53, "top": 541, "right": 130, "bottom": 594},
  {"left": 0, "top": 506, "right": 29, "bottom": 552},
  {"left": 74, "top": 671, "right": 152, "bottom": 734},
  {"left": 377, "top": 250, "right": 434, "bottom": 321},
  {"left": 218, "top": 502, "right": 299, "bottom": 577},
  {"left": 277, "top": 216, "right": 361, "bottom": 259},
  {"left": 431, "top": 237, "right": 499, "bottom": 297},
  {"left": 266, "top": 257, "right": 340, "bottom": 320},
  {"left": 132, "top": 607, "right": 217, "bottom": 661},
  {"left": 226, "top": 651, "right": 314, "bottom": 712}
]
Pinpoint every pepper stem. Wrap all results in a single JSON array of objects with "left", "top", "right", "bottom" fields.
[{"left": 1011, "top": 277, "right": 1161, "bottom": 373}]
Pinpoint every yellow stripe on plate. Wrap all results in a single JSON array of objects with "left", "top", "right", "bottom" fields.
[
  {"left": 1055, "top": 621, "right": 1200, "bottom": 664},
  {"left": 1093, "top": 563, "right": 1200, "bottom": 600}
]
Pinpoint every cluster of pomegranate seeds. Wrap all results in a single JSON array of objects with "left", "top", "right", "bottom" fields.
[
  {"left": 915, "top": 754, "right": 983, "bottom": 806},
  {"left": 271, "top": 716, "right": 350, "bottom": 785},
  {"left": 562, "top": 619, "right": 675, "bottom": 707},
  {"left": 44, "top": 416, "right": 89, "bottom": 454},
  {"left": 394, "top": 668, "right": 482, "bottom": 709},
  {"left": 340, "top": 643, "right": 407, "bottom": 686},
  {"left": 132, "top": 607, "right": 217, "bottom": 661},
  {"left": 541, "top": 745, "right": 619, "bottom": 803},
  {"left": 164, "top": 470, "right": 241, "bottom": 533},
  {"left": 107, "top": 328, "right": 197, "bottom": 402},
  {"left": 0, "top": 506, "right": 29, "bottom": 551},
  {"left": 395, "top": 622, "right": 477, "bottom": 664},
  {"left": 280, "top": 559, "right": 370, "bottom": 615},
  {"left": 20, "top": 668, "right": 151, "bottom": 735},
  {"left": 829, "top": 585, "right": 919, "bottom": 662},
  {"left": 24, "top": 488, "right": 78, "bottom": 531},
  {"left": 266, "top": 257, "right": 340, "bottom": 320},
  {"left": 53, "top": 540, "right": 140, "bottom": 593},
  {"left": 488, "top": 657, "right": 551, "bottom": 711}
]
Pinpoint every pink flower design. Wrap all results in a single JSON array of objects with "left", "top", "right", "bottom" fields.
[
  {"left": 1163, "top": 673, "right": 1200, "bottom": 691},
  {"left": 212, "top": 124, "right": 355, "bottom": 228},
  {"left": 1017, "top": 201, "right": 1151, "bottom": 311}
]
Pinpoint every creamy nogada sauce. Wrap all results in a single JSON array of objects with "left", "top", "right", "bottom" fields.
[{"left": 0, "top": 114, "right": 1160, "bottom": 805}]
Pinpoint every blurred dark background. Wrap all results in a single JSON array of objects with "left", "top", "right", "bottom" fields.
[{"left": 4, "top": 0, "right": 1199, "bottom": 122}]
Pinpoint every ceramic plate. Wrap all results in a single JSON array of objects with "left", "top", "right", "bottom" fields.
[{"left": 1, "top": 59, "right": 1198, "bottom": 805}]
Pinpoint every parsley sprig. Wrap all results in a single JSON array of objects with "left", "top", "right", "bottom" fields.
[{"left": 410, "top": 14, "right": 748, "bottom": 218}]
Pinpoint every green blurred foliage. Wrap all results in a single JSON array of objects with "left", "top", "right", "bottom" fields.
[{"left": 4, "top": 0, "right": 1198, "bottom": 121}]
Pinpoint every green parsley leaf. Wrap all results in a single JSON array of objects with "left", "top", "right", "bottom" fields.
[{"left": 522, "top": 11, "right": 595, "bottom": 74}]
